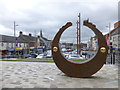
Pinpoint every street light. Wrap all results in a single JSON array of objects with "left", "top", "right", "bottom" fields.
[
  {"left": 106, "top": 23, "right": 111, "bottom": 50},
  {"left": 106, "top": 23, "right": 113, "bottom": 64},
  {"left": 14, "top": 21, "right": 19, "bottom": 37},
  {"left": 14, "top": 21, "right": 19, "bottom": 55}
]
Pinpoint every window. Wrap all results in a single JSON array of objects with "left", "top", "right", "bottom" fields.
[
  {"left": 118, "top": 44, "right": 120, "bottom": 48},
  {"left": 7, "top": 43, "right": 9, "bottom": 48},
  {"left": 19, "top": 43, "right": 21, "bottom": 47},
  {"left": 13, "top": 43, "right": 15, "bottom": 48},
  {"left": 113, "top": 44, "right": 117, "bottom": 47},
  {"left": 21, "top": 43, "right": 24, "bottom": 47},
  {"left": 2, "top": 42, "right": 4, "bottom": 46},
  {"left": 4, "top": 43, "right": 6, "bottom": 47},
  {"left": 113, "top": 37, "right": 116, "bottom": 41},
  {"left": 118, "top": 36, "right": 120, "bottom": 41},
  {"left": 9, "top": 43, "right": 11, "bottom": 48},
  {"left": 0, "top": 42, "right": 1, "bottom": 47},
  {"left": 11, "top": 43, "right": 13, "bottom": 48}
]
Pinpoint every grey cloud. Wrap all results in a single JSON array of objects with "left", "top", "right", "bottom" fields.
[{"left": 0, "top": 1, "right": 118, "bottom": 43}]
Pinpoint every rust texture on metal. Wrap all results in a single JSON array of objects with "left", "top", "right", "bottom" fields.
[{"left": 52, "top": 20, "right": 108, "bottom": 78}]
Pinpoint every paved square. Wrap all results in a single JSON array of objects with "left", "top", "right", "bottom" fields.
[{"left": 0, "top": 61, "right": 118, "bottom": 88}]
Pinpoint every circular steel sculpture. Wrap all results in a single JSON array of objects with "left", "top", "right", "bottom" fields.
[{"left": 52, "top": 20, "right": 108, "bottom": 78}]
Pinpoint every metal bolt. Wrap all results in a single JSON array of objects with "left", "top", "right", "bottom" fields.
[
  {"left": 53, "top": 47, "right": 58, "bottom": 52},
  {"left": 100, "top": 47, "right": 106, "bottom": 53}
]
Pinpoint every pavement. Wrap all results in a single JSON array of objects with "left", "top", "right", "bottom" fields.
[{"left": 0, "top": 61, "right": 119, "bottom": 88}]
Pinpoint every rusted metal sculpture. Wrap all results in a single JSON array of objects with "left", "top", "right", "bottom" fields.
[{"left": 52, "top": 20, "right": 108, "bottom": 78}]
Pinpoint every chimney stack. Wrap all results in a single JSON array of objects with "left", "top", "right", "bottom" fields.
[
  {"left": 38, "top": 35, "right": 40, "bottom": 38},
  {"left": 19, "top": 31, "right": 23, "bottom": 36},
  {"left": 29, "top": 33, "right": 32, "bottom": 37}
]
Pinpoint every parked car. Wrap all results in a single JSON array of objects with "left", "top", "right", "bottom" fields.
[
  {"left": 63, "top": 52, "right": 71, "bottom": 59},
  {"left": 28, "top": 53, "right": 38, "bottom": 58},
  {"left": 23, "top": 54, "right": 30, "bottom": 58},
  {"left": 46, "top": 50, "right": 52, "bottom": 58},
  {"left": 68, "top": 54, "right": 84, "bottom": 59},
  {"left": 36, "top": 54, "right": 45, "bottom": 59}
]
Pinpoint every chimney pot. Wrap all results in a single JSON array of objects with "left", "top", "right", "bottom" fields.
[
  {"left": 29, "top": 33, "right": 32, "bottom": 37},
  {"left": 19, "top": 31, "right": 23, "bottom": 35}
]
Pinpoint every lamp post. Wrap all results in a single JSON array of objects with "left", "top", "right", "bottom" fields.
[
  {"left": 108, "top": 23, "right": 111, "bottom": 44},
  {"left": 14, "top": 21, "right": 19, "bottom": 37},
  {"left": 14, "top": 21, "right": 19, "bottom": 55},
  {"left": 106, "top": 23, "right": 113, "bottom": 64},
  {"left": 106, "top": 23, "right": 111, "bottom": 52}
]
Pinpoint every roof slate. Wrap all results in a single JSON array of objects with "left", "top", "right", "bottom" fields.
[
  {"left": 111, "top": 27, "right": 120, "bottom": 36},
  {"left": 0, "top": 33, "right": 49, "bottom": 43},
  {"left": 18, "top": 35, "right": 36, "bottom": 42},
  {"left": 0, "top": 34, "right": 35, "bottom": 43},
  {"left": 0, "top": 35, "right": 16, "bottom": 43}
]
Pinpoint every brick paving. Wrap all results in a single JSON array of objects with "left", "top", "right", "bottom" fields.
[{"left": 0, "top": 61, "right": 118, "bottom": 88}]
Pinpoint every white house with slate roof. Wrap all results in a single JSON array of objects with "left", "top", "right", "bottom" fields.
[
  {"left": 0, "top": 34, "right": 28, "bottom": 56},
  {"left": 0, "top": 35, "right": 16, "bottom": 53},
  {"left": 0, "top": 31, "right": 51, "bottom": 57}
]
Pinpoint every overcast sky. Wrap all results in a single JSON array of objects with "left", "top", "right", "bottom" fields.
[{"left": 0, "top": 0, "right": 119, "bottom": 43}]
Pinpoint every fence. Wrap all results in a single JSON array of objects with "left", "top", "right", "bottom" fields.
[{"left": 105, "top": 51, "right": 120, "bottom": 65}]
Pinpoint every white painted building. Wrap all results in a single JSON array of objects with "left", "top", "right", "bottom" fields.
[
  {"left": 88, "top": 36, "right": 98, "bottom": 51},
  {"left": 111, "top": 27, "right": 120, "bottom": 51},
  {"left": 0, "top": 31, "right": 51, "bottom": 56}
]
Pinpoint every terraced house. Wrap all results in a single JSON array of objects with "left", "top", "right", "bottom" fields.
[{"left": 0, "top": 31, "right": 51, "bottom": 58}]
